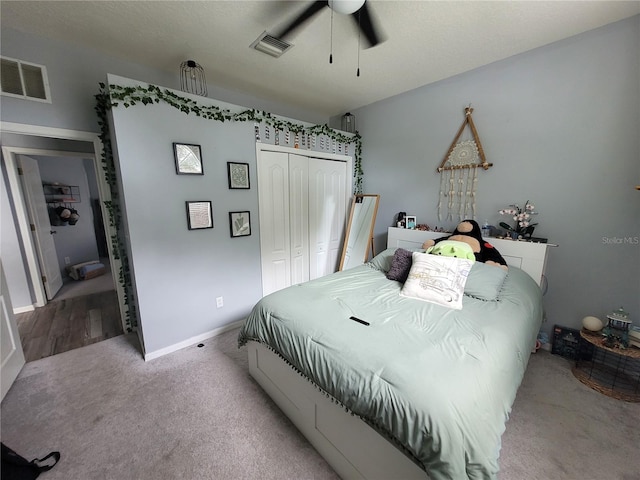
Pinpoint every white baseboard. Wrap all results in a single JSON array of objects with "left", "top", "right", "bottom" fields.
[
  {"left": 143, "top": 319, "right": 245, "bottom": 361},
  {"left": 13, "top": 304, "right": 35, "bottom": 314}
]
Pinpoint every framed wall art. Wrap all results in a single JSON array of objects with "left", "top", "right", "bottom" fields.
[
  {"left": 186, "top": 201, "right": 213, "bottom": 230},
  {"left": 229, "top": 211, "right": 251, "bottom": 237},
  {"left": 174, "top": 143, "right": 203, "bottom": 175},
  {"left": 227, "top": 162, "right": 250, "bottom": 189}
]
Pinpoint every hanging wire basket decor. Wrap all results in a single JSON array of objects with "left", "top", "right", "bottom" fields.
[{"left": 180, "top": 60, "right": 207, "bottom": 97}]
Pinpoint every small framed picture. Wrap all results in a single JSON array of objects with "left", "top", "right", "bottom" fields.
[
  {"left": 405, "top": 215, "right": 417, "bottom": 230},
  {"left": 227, "top": 162, "right": 250, "bottom": 189},
  {"left": 186, "top": 201, "right": 213, "bottom": 230},
  {"left": 174, "top": 143, "right": 203, "bottom": 175},
  {"left": 229, "top": 211, "right": 251, "bottom": 237}
]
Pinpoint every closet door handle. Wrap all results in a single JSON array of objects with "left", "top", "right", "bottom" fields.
[{"left": 50, "top": 230, "right": 57, "bottom": 235}]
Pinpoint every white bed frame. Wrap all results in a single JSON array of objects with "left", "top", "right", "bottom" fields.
[
  {"left": 247, "top": 228, "right": 554, "bottom": 479},
  {"left": 387, "top": 227, "right": 554, "bottom": 287}
]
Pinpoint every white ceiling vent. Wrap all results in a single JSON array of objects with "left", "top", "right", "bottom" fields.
[
  {"left": 1, "top": 56, "right": 51, "bottom": 103},
  {"left": 250, "top": 32, "right": 293, "bottom": 58}
]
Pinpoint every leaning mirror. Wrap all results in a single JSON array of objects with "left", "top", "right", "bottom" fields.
[{"left": 339, "top": 194, "right": 380, "bottom": 271}]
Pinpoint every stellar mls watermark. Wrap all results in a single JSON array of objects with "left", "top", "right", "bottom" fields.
[{"left": 602, "top": 236, "right": 639, "bottom": 245}]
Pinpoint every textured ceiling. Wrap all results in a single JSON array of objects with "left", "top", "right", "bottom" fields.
[{"left": 2, "top": 1, "right": 639, "bottom": 117}]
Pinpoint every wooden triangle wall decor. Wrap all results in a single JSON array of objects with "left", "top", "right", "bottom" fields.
[{"left": 437, "top": 106, "right": 493, "bottom": 172}]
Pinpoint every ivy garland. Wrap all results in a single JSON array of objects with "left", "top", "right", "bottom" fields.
[{"left": 94, "top": 82, "right": 363, "bottom": 331}]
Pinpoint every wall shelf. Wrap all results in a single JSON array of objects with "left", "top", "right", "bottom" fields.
[{"left": 43, "top": 183, "right": 81, "bottom": 204}]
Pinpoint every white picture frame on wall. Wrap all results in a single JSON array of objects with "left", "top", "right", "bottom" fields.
[
  {"left": 186, "top": 201, "right": 213, "bottom": 230},
  {"left": 174, "top": 143, "right": 203, "bottom": 175},
  {"left": 229, "top": 211, "right": 251, "bottom": 237},
  {"left": 227, "top": 162, "right": 250, "bottom": 189}
]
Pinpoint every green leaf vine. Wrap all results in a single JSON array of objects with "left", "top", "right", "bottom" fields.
[
  {"left": 99, "top": 83, "right": 363, "bottom": 190},
  {"left": 94, "top": 82, "right": 363, "bottom": 332}
]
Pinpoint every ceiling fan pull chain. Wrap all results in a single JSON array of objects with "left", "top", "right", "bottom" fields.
[
  {"left": 329, "top": 8, "right": 334, "bottom": 64},
  {"left": 356, "top": 9, "right": 361, "bottom": 76}
]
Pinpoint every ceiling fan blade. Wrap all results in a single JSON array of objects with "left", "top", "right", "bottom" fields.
[
  {"left": 352, "top": 2, "right": 384, "bottom": 48},
  {"left": 276, "top": 1, "right": 328, "bottom": 39}
]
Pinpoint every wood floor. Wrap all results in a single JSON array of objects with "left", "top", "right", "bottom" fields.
[{"left": 16, "top": 290, "right": 123, "bottom": 363}]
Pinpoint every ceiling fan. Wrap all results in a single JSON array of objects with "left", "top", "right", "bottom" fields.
[{"left": 274, "top": 0, "right": 385, "bottom": 48}]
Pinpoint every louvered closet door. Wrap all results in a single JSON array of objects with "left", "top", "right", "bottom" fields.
[
  {"left": 308, "top": 158, "right": 348, "bottom": 280},
  {"left": 257, "top": 151, "right": 291, "bottom": 296}
]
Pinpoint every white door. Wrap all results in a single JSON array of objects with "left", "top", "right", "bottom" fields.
[
  {"left": 308, "top": 158, "right": 348, "bottom": 279},
  {"left": 289, "top": 154, "right": 309, "bottom": 285},
  {"left": 258, "top": 151, "right": 291, "bottom": 296},
  {"left": 258, "top": 148, "right": 350, "bottom": 296},
  {"left": 1, "top": 260, "right": 26, "bottom": 400},
  {"left": 18, "top": 156, "right": 63, "bottom": 300}
]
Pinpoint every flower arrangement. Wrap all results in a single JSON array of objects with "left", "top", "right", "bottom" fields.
[{"left": 499, "top": 200, "right": 538, "bottom": 238}]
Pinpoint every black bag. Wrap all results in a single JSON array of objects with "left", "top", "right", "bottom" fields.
[{"left": 1, "top": 443, "right": 60, "bottom": 480}]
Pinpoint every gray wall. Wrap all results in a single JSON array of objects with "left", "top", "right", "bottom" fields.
[
  {"left": 0, "top": 160, "right": 33, "bottom": 308},
  {"left": 0, "top": 27, "right": 328, "bottom": 132},
  {"left": 1, "top": 25, "right": 327, "bottom": 313},
  {"left": 343, "top": 16, "right": 640, "bottom": 337},
  {"left": 2, "top": 16, "right": 638, "bottom": 353},
  {"left": 34, "top": 155, "right": 100, "bottom": 274},
  {"left": 108, "top": 76, "right": 263, "bottom": 354}
]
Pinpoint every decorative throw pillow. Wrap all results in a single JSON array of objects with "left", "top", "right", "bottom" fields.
[
  {"left": 400, "top": 252, "right": 473, "bottom": 309},
  {"left": 425, "top": 240, "right": 476, "bottom": 261},
  {"left": 386, "top": 248, "right": 414, "bottom": 283},
  {"left": 464, "top": 260, "right": 508, "bottom": 301}
]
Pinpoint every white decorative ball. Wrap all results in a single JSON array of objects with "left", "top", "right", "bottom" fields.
[{"left": 582, "top": 316, "right": 603, "bottom": 332}]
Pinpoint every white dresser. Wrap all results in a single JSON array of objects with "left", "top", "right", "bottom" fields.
[{"left": 387, "top": 227, "right": 555, "bottom": 288}]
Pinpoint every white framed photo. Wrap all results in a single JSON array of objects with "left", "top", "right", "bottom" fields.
[
  {"left": 227, "top": 162, "right": 250, "bottom": 189},
  {"left": 174, "top": 143, "right": 203, "bottom": 175},
  {"left": 229, "top": 211, "right": 251, "bottom": 237},
  {"left": 186, "top": 201, "right": 213, "bottom": 230}
]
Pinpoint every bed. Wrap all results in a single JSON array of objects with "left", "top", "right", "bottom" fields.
[{"left": 238, "top": 231, "right": 546, "bottom": 480}]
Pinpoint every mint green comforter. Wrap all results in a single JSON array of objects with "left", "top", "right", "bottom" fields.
[{"left": 238, "top": 256, "right": 543, "bottom": 480}]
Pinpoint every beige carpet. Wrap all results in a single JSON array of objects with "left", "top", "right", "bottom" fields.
[{"left": 1, "top": 328, "right": 639, "bottom": 480}]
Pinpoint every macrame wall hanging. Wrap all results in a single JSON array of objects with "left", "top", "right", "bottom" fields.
[{"left": 437, "top": 106, "right": 493, "bottom": 222}]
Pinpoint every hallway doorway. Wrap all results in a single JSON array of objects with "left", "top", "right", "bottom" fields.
[{"left": 1, "top": 122, "right": 131, "bottom": 363}]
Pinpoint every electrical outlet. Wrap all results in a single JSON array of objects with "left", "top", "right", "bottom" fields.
[
  {"left": 216, "top": 296, "right": 224, "bottom": 308},
  {"left": 64, "top": 256, "right": 71, "bottom": 265}
]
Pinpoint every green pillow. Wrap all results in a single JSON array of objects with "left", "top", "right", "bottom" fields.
[
  {"left": 464, "top": 261, "right": 508, "bottom": 301},
  {"left": 367, "top": 248, "right": 397, "bottom": 273}
]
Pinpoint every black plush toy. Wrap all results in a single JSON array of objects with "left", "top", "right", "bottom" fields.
[{"left": 422, "top": 219, "right": 508, "bottom": 269}]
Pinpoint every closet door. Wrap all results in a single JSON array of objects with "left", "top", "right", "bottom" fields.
[
  {"left": 308, "top": 158, "right": 348, "bottom": 280},
  {"left": 257, "top": 151, "right": 290, "bottom": 296},
  {"left": 288, "top": 154, "right": 309, "bottom": 285},
  {"left": 258, "top": 148, "right": 350, "bottom": 296}
]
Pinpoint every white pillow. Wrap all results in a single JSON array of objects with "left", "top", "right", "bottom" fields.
[{"left": 400, "top": 252, "right": 473, "bottom": 309}]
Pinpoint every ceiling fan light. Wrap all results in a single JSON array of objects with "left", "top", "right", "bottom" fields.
[{"left": 328, "top": 0, "right": 365, "bottom": 15}]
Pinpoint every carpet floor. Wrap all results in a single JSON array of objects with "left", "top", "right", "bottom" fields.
[{"left": 1, "top": 328, "right": 639, "bottom": 480}]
